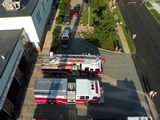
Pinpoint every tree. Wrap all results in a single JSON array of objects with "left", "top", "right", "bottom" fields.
[
  {"left": 91, "top": 0, "right": 106, "bottom": 11},
  {"left": 62, "top": 0, "right": 70, "bottom": 5},
  {"left": 58, "top": 3, "right": 65, "bottom": 10},
  {"left": 94, "top": 7, "right": 117, "bottom": 47},
  {"left": 56, "top": 16, "right": 63, "bottom": 24}
]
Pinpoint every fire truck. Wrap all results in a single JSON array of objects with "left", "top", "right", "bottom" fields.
[
  {"left": 41, "top": 53, "right": 106, "bottom": 77},
  {"left": 34, "top": 78, "right": 104, "bottom": 106}
]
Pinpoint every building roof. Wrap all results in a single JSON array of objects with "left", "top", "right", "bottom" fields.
[
  {"left": 76, "top": 79, "right": 99, "bottom": 96},
  {"left": 0, "top": 29, "right": 23, "bottom": 78},
  {"left": 34, "top": 78, "right": 68, "bottom": 97},
  {"left": 0, "top": 0, "right": 38, "bottom": 17}
]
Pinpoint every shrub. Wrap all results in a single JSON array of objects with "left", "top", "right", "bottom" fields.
[
  {"left": 56, "top": 16, "right": 63, "bottom": 24},
  {"left": 62, "top": 0, "right": 70, "bottom": 5},
  {"left": 52, "top": 29, "right": 59, "bottom": 38},
  {"left": 58, "top": 3, "right": 65, "bottom": 10},
  {"left": 59, "top": 10, "right": 64, "bottom": 17},
  {"left": 51, "top": 37, "right": 59, "bottom": 48}
]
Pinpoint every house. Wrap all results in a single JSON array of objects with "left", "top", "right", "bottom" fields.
[{"left": 0, "top": 0, "right": 53, "bottom": 52}]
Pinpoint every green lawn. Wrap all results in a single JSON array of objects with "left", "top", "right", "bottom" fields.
[
  {"left": 81, "top": 2, "right": 135, "bottom": 53},
  {"left": 150, "top": 9, "right": 160, "bottom": 23},
  {"left": 83, "top": 31, "right": 123, "bottom": 52},
  {"left": 144, "top": 2, "right": 152, "bottom": 7}
]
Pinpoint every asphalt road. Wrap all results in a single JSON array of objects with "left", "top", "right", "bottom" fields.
[{"left": 118, "top": 0, "right": 160, "bottom": 117}]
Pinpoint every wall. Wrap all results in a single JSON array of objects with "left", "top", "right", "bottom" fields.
[
  {"left": 32, "top": 0, "right": 53, "bottom": 45},
  {"left": 0, "top": 17, "right": 40, "bottom": 48},
  {"left": 0, "top": 29, "right": 29, "bottom": 110}
]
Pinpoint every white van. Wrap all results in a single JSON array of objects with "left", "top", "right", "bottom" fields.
[
  {"left": 61, "top": 30, "right": 70, "bottom": 48},
  {"left": 127, "top": 116, "right": 152, "bottom": 120}
]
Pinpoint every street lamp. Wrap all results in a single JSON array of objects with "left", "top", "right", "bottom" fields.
[{"left": 88, "top": 0, "right": 90, "bottom": 31}]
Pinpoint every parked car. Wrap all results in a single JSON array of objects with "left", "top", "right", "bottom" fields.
[
  {"left": 63, "top": 10, "right": 73, "bottom": 25},
  {"left": 72, "top": 4, "right": 80, "bottom": 15},
  {"left": 61, "top": 27, "right": 71, "bottom": 48}
]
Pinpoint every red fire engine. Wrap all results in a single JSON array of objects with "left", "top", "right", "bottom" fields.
[
  {"left": 41, "top": 53, "right": 106, "bottom": 77},
  {"left": 34, "top": 78, "right": 104, "bottom": 106}
]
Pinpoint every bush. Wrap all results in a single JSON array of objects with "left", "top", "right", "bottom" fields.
[
  {"left": 58, "top": 3, "right": 65, "bottom": 10},
  {"left": 51, "top": 37, "right": 59, "bottom": 48},
  {"left": 56, "top": 16, "right": 63, "bottom": 24},
  {"left": 62, "top": 0, "right": 70, "bottom": 5},
  {"left": 52, "top": 29, "right": 59, "bottom": 38},
  {"left": 59, "top": 10, "right": 64, "bottom": 17}
]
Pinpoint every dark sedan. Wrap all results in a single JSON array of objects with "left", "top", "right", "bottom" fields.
[
  {"left": 72, "top": 4, "right": 80, "bottom": 15},
  {"left": 63, "top": 10, "right": 73, "bottom": 25}
]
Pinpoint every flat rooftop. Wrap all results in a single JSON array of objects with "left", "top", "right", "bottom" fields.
[
  {"left": 0, "top": 0, "right": 38, "bottom": 17},
  {"left": 0, "top": 29, "right": 23, "bottom": 78},
  {"left": 34, "top": 78, "right": 68, "bottom": 97}
]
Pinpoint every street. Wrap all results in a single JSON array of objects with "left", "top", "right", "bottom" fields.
[{"left": 118, "top": 0, "right": 160, "bottom": 118}]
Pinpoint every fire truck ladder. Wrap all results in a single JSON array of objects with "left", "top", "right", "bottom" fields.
[{"left": 67, "top": 82, "right": 76, "bottom": 103}]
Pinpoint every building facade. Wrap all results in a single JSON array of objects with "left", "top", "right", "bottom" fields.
[{"left": 0, "top": 29, "right": 31, "bottom": 119}]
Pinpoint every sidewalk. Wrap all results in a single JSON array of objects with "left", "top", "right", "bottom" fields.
[
  {"left": 40, "top": 9, "right": 60, "bottom": 56},
  {"left": 116, "top": 25, "right": 130, "bottom": 54}
]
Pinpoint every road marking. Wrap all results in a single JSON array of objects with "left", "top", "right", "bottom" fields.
[
  {"left": 32, "top": 64, "right": 41, "bottom": 66},
  {"left": 26, "top": 88, "right": 34, "bottom": 90}
]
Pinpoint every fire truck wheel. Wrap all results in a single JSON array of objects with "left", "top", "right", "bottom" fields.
[
  {"left": 85, "top": 102, "right": 91, "bottom": 106},
  {"left": 49, "top": 102, "right": 55, "bottom": 105},
  {"left": 55, "top": 74, "right": 61, "bottom": 77},
  {"left": 88, "top": 74, "right": 94, "bottom": 78}
]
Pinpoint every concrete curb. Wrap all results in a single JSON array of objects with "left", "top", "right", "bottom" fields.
[{"left": 144, "top": 3, "right": 160, "bottom": 24}]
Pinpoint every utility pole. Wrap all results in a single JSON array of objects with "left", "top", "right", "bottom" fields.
[{"left": 88, "top": 0, "right": 90, "bottom": 31}]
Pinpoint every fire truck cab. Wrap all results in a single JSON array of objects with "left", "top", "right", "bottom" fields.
[{"left": 33, "top": 78, "right": 104, "bottom": 105}]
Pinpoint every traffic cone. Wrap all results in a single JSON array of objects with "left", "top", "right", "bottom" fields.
[
  {"left": 121, "top": 3, "right": 123, "bottom": 6},
  {"left": 75, "top": 13, "right": 78, "bottom": 17}
]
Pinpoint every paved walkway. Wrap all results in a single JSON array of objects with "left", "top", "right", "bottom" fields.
[
  {"left": 150, "top": 2, "right": 160, "bottom": 14},
  {"left": 40, "top": 9, "right": 60, "bottom": 55},
  {"left": 116, "top": 25, "right": 130, "bottom": 54}
]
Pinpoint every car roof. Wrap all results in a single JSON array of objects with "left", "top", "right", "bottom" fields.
[
  {"left": 62, "top": 30, "right": 69, "bottom": 37},
  {"left": 65, "top": 10, "right": 72, "bottom": 16},
  {"left": 74, "top": 4, "right": 80, "bottom": 7}
]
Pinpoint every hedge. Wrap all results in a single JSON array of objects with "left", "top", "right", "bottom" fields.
[
  {"left": 58, "top": 3, "right": 65, "bottom": 10},
  {"left": 56, "top": 16, "right": 63, "bottom": 24}
]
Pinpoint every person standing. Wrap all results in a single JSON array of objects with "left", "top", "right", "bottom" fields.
[
  {"left": 148, "top": 91, "right": 154, "bottom": 98},
  {"left": 152, "top": 91, "right": 157, "bottom": 98}
]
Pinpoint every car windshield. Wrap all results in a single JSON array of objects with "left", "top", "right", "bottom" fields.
[
  {"left": 64, "top": 16, "right": 70, "bottom": 19},
  {"left": 73, "top": 7, "right": 79, "bottom": 11}
]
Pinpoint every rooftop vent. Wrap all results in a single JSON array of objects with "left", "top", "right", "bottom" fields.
[
  {"left": 2, "top": 0, "right": 21, "bottom": 11},
  {"left": 2, "top": 0, "right": 29, "bottom": 11}
]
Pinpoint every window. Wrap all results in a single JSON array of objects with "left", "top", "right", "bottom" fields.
[
  {"left": 36, "top": 10, "right": 42, "bottom": 23},
  {"left": 90, "top": 68, "right": 93, "bottom": 71},
  {"left": 85, "top": 67, "right": 89, "bottom": 71},
  {"left": 86, "top": 96, "right": 89, "bottom": 99},
  {"left": 42, "top": 1, "right": 45, "bottom": 11},
  {"left": 93, "top": 96, "right": 98, "bottom": 99},
  {"left": 95, "top": 69, "right": 100, "bottom": 71},
  {"left": 80, "top": 96, "right": 85, "bottom": 99}
]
